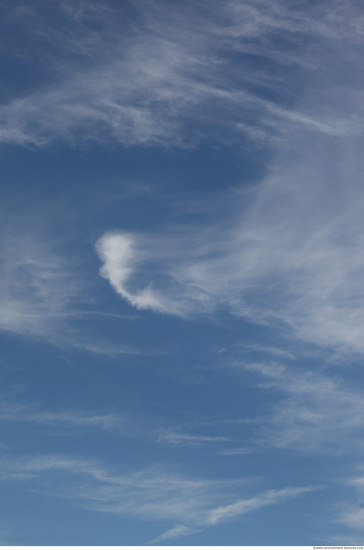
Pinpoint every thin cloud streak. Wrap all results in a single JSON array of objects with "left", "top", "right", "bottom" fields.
[
  {"left": 149, "top": 524, "right": 201, "bottom": 544},
  {"left": 0, "top": 400, "right": 234, "bottom": 449},
  {"left": 0, "top": 452, "right": 319, "bottom": 541},
  {"left": 217, "top": 448, "right": 253, "bottom": 456},
  {"left": 206, "top": 486, "right": 317, "bottom": 525},
  {"left": 0, "top": 401, "right": 130, "bottom": 436},
  {"left": 156, "top": 431, "right": 231, "bottom": 446}
]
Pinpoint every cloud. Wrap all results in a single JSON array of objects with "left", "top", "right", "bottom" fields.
[
  {"left": 6, "top": 356, "right": 364, "bottom": 459},
  {"left": 239, "top": 361, "right": 364, "bottom": 454},
  {"left": 0, "top": 0, "right": 364, "bottom": 148},
  {"left": 0, "top": 398, "right": 238, "bottom": 451},
  {"left": 333, "top": 472, "right": 364, "bottom": 534},
  {"left": 97, "top": 141, "right": 364, "bottom": 354},
  {"left": 96, "top": 231, "right": 211, "bottom": 316},
  {"left": 156, "top": 431, "right": 231, "bottom": 446},
  {"left": 206, "top": 485, "right": 316, "bottom": 525},
  {"left": 150, "top": 486, "right": 318, "bottom": 542},
  {"left": 96, "top": 233, "right": 174, "bottom": 314},
  {"left": 217, "top": 447, "right": 253, "bottom": 456},
  {"left": 4, "top": 1, "right": 364, "bottom": 359},
  {"left": 0, "top": 230, "right": 79, "bottom": 340},
  {"left": 0, "top": 223, "right": 145, "bottom": 354},
  {"left": 0, "top": 400, "right": 131, "bottom": 436},
  {"left": 0, "top": 452, "right": 319, "bottom": 541},
  {"left": 1, "top": 1, "right": 361, "bottom": 358},
  {"left": 149, "top": 524, "right": 201, "bottom": 543},
  {"left": 338, "top": 508, "right": 364, "bottom": 531}
]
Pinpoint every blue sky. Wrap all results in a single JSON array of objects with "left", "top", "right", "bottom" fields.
[{"left": 1, "top": 0, "right": 364, "bottom": 545}]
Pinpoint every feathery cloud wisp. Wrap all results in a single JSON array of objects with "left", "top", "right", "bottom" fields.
[
  {"left": 239, "top": 361, "right": 364, "bottom": 454},
  {"left": 0, "top": 231, "right": 79, "bottom": 339},
  {"left": 0, "top": 452, "right": 319, "bottom": 541},
  {"left": 1, "top": 0, "right": 364, "bottom": 148}
]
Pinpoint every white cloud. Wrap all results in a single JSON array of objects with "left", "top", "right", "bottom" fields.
[
  {"left": 206, "top": 486, "right": 316, "bottom": 525},
  {"left": 0, "top": 0, "right": 363, "bottom": 148},
  {"left": 218, "top": 447, "right": 253, "bottom": 456},
  {"left": 0, "top": 401, "right": 131, "bottom": 436},
  {"left": 4, "top": 357, "right": 364, "bottom": 459},
  {"left": 338, "top": 508, "right": 364, "bottom": 531},
  {"left": 0, "top": 230, "right": 79, "bottom": 339},
  {"left": 149, "top": 524, "right": 201, "bottom": 543},
  {"left": 333, "top": 472, "right": 364, "bottom": 533},
  {"left": 96, "top": 231, "right": 206, "bottom": 316},
  {"left": 96, "top": 233, "right": 172, "bottom": 313},
  {"left": 156, "top": 431, "right": 231, "bottom": 446},
  {"left": 0, "top": 452, "right": 319, "bottom": 541},
  {"left": 0, "top": 399, "right": 237, "bottom": 450},
  {"left": 4, "top": 2, "right": 364, "bottom": 358},
  {"left": 0, "top": 224, "right": 144, "bottom": 353},
  {"left": 97, "top": 143, "right": 364, "bottom": 354},
  {"left": 239, "top": 361, "right": 364, "bottom": 454}
]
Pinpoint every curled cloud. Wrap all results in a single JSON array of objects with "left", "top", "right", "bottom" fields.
[
  {"left": 96, "top": 232, "right": 207, "bottom": 316},
  {"left": 96, "top": 232, "right": 173, "bottom": 313},
  {"left": 97, "top": 140, "right": 364, "bottom": 354}
]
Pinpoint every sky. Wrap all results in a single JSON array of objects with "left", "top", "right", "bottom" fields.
[{"left": 1, "top": 0, "right": 364, "bottom": 545}]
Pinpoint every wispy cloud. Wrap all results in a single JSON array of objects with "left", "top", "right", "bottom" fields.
[
  {"left": 152, "top": 486, "right": 317, "bottom": 542},
  {"left": 97, "top": 143, "right": 364, "bottom": 354},
  {"left": 0, "top": 230, "right": 79, "bottom": 340},
  {"left": 2, "top": 1, "right": 364, "bottom": 360},
  {"left": 239, "top": 361, "right": 364, "bottom": 454},
  {"left": 0, "top": 452, "right": 319, "bottom": 541},
  {"left": 5, "top": 357, "right": 364, "bottom": 459},
  {"left": 0, "top": 0, "right": 363, "bottom": 148},
  {"left": 217, "top": 447, "right": 253, "bottom": 456},
  {"left": 156, "top": 431, "right": 231, "bottom": 446},
  {"left": 0, "top": 400, "right": 132, "bottom": 436},
  {"left": 206, "top": 485, "right": 316, "bottom": 525},
  {"left": 149, "top": 524, "right": 201, "bottom": 543},
  {"left": 332, "top": 471, "right": 364, "bottom": 534},
  {"left": 0, "top": 224, "right": 145, "bottom": 354},
  {"left": 0, "top": 399, "right": 235, "bottom": 450}
]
